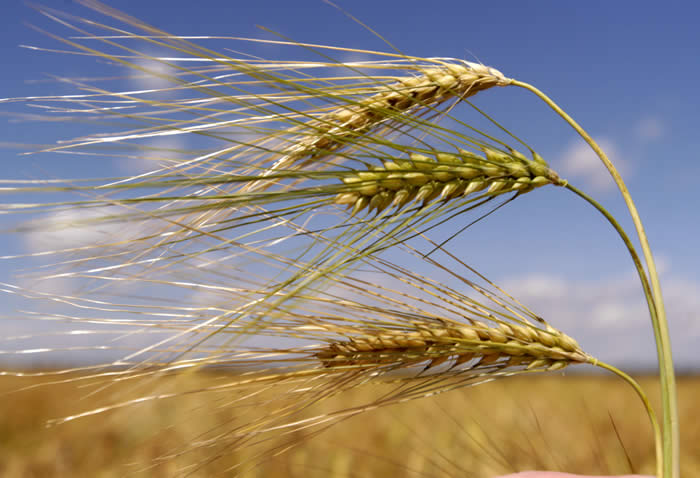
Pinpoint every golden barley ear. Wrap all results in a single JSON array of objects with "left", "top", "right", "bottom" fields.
[
  {"left": 263, "top": 61, "right": 511, "bottom": 175},
  {"left": 316, "top": 320, "right": 585, "bottom": 371}
]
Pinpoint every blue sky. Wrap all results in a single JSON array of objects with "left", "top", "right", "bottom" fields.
[{"left": 1, "top": 1, "right": 698, "bottom": 370}]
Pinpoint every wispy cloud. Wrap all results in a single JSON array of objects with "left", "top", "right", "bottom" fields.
[
  {"left": 128, "top": 56, "right": 178, "bottom": 92},
  {"left": 559, "top": 137, "right": 627, "bottom": 192},
  {"left": 24, "top": 206, "right": 150, "bottom": 252},
  {"left": 124, "top": 56, "right": 189, "bottom": 172},
  {"left": 634, "top": 116, "right": 666, "bottom": 142},
  {"left": 120, "top": 135, "right": 189, "bottom": 173},
  {"left": 18, "top": 206, "right": 157, "bottom": 297}
]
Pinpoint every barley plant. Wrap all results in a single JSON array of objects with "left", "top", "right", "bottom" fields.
[{"left": 0, "top": 2, "right": 678, "bottom": 477}]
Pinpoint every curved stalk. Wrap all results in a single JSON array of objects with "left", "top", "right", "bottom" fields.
[
  {"left": 565, "top": 183, "right": 660, "bottom": 341},
  {"left": 592, "top": 359, "right": 663, "bottom": 477},
  {"left": 511, "top": 79, "right": 678, "bottom": 478}
]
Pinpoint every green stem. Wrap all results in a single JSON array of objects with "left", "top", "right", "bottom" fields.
[
  {"left": 569, "top": 183, "right": 663, "bottom": 475},
  {"left": 593, "top": 359, "right": 663, "bottom": 477},
  {"left": 565, "top": 184, "right": 660, "bottom": 342},
  {"left": 511, "top": 79, "right": 678, "bottom": 478}
]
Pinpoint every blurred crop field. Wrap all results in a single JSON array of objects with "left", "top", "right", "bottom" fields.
[{"left": 0, "top": 373, "right": 697, "bottom": 477}]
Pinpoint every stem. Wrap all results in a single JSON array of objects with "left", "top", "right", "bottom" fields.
[
  {"left": 565, "top": 184, "right": 660, "bottom": 343},
  {"left": 593, "top": 359, "right": 663, "bottom": 477},
  {"left": 511, "top": 80, "right": 678, "bottom": 478}
]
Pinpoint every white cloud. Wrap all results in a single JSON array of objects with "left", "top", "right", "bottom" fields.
[
  {"left": 121, "top": 135, "right": 189, "bottom": 173},
  {"left": 24, "top": 206, "right": 151, "bottom": 252},
  {"left": 635, "top": 116, "right": 665, "bottom": 142},
  {"left": 128, "top": 56, "right": 178, "bottom": 92},
  {"left": 504, "top": 275, "right": 568, "bottom": 299},
  {"left": 16, "top": 206, "right": 160, "bottom": 297},
  {"left": 559, "top": 137, "right": 627, "bottom": 192},
  {"left": 122, "top": 56, "right": 191, "bottom": 173}
]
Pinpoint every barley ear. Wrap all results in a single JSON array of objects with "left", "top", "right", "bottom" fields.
[
  {"left": 335, "top": 147, "right": 564, "bottom": 213},
  {"left": 275, "top": 62, "right": 511, "bottom": 174}
]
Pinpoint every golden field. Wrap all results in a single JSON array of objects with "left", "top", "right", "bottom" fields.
[{"left": 1, "top": 373, "right": 698, "bottom": 477}]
